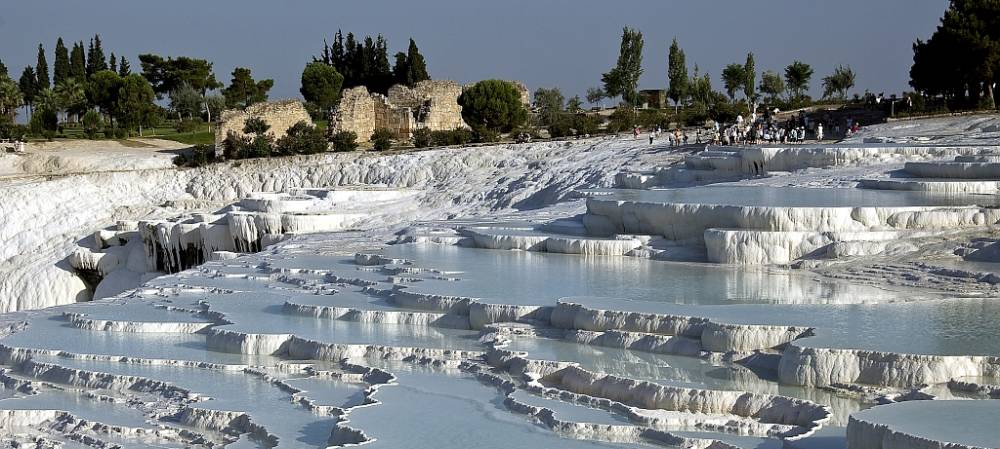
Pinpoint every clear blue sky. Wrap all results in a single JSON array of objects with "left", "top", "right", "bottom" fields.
[{"left": 0, "top": 0, "right": 948, "bottom": 102}]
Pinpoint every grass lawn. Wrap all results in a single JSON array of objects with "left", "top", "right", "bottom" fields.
[{"left": 51, "top": 122, "right": 216, "bottom": 146}]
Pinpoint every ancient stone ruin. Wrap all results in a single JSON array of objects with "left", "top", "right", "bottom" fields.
[
  {"left": 330, "top": 80, "right": 469, "bottom": 143},
  {"left": 214, "top": 100, "right": 312, "bottom": 151}
]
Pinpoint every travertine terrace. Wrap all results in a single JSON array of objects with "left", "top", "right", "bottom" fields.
[{"left": 2, "top": 115, "right": 1000, "bottom": 449}]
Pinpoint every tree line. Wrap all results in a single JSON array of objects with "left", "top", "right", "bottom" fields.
[
  {"left": 0, "top": 35, "right": 277, "bottom": 140},
  {"left": 910, "top": 0, "right": 999, "bottom": 111}
]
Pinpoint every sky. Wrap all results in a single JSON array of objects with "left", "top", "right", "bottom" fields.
[{"left": 0, "top": 0, "right": 949, "bottom": 103}]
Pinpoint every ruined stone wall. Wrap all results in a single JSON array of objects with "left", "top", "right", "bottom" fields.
[
  {"left": 333, "top": 81, "right": 469, "bottom": 142},
  {"left": 215, "top": 100, "right": 312, "bottom": 151},
  {"left": 388, "top": 80, "right": 467, "bottom": 131},
  {"left": 331, "top": 87, "right": 377, "bottom": 142}
]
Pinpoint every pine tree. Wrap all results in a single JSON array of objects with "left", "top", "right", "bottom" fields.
[
  {"left": 118, "top": 56, "right": 131, "bottom": 77},
  {"left": 35, "top": 44, "right": 50, "bottom": 90},
  {"left": 601, "top": 27, "right": 644, "bottom": 108},
  {"left": 109, "top": 52, "right": 118, "bottom": 74},
  {"left": 404, "top": 38, "right": 429, "bottom": 86},
  {"left": 54, "top": 38, "right": 70, "bottom": 86},
  {"left": 0, "top": 59, "right": 7, "bottom": 78},
  {"left": 667, "top": 38, "right": 688, "bottom": 112},
  {"left": 86, "top": 35, "right": 108, "bottom": 76},
  {"left": 70, "top": 42, "right": 86, "bottom": 81}
]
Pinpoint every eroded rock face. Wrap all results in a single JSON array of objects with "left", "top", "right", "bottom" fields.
[{"left": 214, "top": 100, "right": 312, "bottom": 151}]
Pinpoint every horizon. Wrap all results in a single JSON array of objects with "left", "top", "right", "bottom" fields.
[{"left": 1, "top": 0, "right": 949, "bottom": 103}]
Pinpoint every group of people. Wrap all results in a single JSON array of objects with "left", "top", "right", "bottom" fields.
[{"left": 629, "top": 110, "right": 864, "bottom": 147}]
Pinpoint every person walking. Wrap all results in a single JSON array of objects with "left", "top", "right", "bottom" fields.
[{"left": 817, "top": 123, "right": 824, "bottom": 141}]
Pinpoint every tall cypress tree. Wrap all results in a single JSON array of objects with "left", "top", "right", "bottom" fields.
[
  {"left": 53, "top": 38, "right": 70, "bottom": 86},
  {"left": 392, "top": 52, "right": 408, "bottom": 87},
  {"left": 35, "top": 44, "right": 50, "bottom": 90},
  {"left": 343, "top": 33, "right": 358, "bottom": 88},
  {"left": 70, "top": 42, "right": 86, "bottom": 81},
  {"left": 360, "top": 36, "right": 375, "bottom": 90},
  {"left": 0, "top": 59, "right": 7, "bottom": 78},
  {"left": 405, "top": 38, "right": 430, "bottom": 86},
  {"left": 109, "top": 52, "right": 118, "bottom": 74},
  {"left": 743, "top": 52, "right": 756, "bottom": 105},
  {"left": 667, "top": 38, "right": 688, "bottom": 112},
  {"left": 372, "top": 34, "right": 392, "bottom": 93},
  {"left": 332, "top": 30, "right": 346, "bottom": 73}
]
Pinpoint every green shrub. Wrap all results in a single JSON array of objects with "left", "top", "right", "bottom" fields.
[
  {"left": 371, "top": 128, "right": 394, "bottom": 151},
  {"left": 173, "top": 144, "right": 218, "bottom": 167},
  {"left": 275, "top": 121, "right": 327, "bottom": 155},
  {"left": 431, "top": 128, "right": 473, "bottom": 146},
  {"left": 547, "top": 113, "right": 574, "bottom": 138},
  {"left": 607, "top": 108, "right": 636, "bottom": 133},
  {"left": 412, "top": 128, "right": 432, "bottom": 148},
  {"left": 81, "top": 111, "right": 103, "bottom": 139},
  {"left": 248, "top": 135, "right": 273, "bottom": 158},
  {"left": 471, "top": 125, "right": 499, "bottom": 143},
  {"left": 223, "top": 131, "right": 250, "bottom": 159},
  {"left": 243, "top": 117, "right": 270, "bottom": 135},
  {"left": 573, "top": 114, "right": 601, "bottom": 136},
  {"left": 0, "top": 123, "right": 28, "bottom": 140},
  {"left": 330, "top": 130, "right": 358, "bottom": 152},
  {"left": 29, "top": 108, "right": 59, "bottom": 137},
  {"left": 114, "top": 128, "right": 129, "bottom": 139}
]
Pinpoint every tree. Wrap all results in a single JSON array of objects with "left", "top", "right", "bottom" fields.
[
  {"left": 55, "top": 78, "right": 88, "bottom": 121},
  {"left": 784, "top": 60, "right": 814, "bottom": 101},
  {"left": 585, "top": 87, "right": 605, "bottom": 107},
  {"left": 204, "top": 94, "right": 225, "bottom": 123},
  {"left": 87, "top": 70, "right": 122, "bottom": 118},
  {"left": 343, "top": 33, "right": 359, "bottom": 87},
  {"left": 222, "top": 67, "right": 274, "bottom": 109},
  {"left": 743, "top": 52, "right": 756, "bottom": 105},
  {"left": 0, "top": 59, "right": 7, "bottom": 78},
  {"left": 822, "top": 65, "right": 856, "bottom": 99},
  {"left": 533, "top": 87, "right": 565, "bottom": 126},
  {"left": 667, "top": 38, "right": 688, "bottom": 111},
  {"left": 759, "top": 70, "right": 785, "bottom": 103},
  {"left": 458, "top": 79, "right": 528, "bottom": 134},
  {"left": 721, "top": 63, "right": 745, "bottom": 100},
  {"left": 566, "top": 95, "right": 583, "bottom": 113},
  {"left": 109, "top": 52, "right": 117, "bottom": 74},
  {"left": 118, "top": 56, "right": 131, "bottom": 77},
  {"left": 18, "top": 67, "right": 37, "bottom": 114},
  {"left": 910, "top": 0, "right": 1000, "bottom": 108},
  {"left": 54, "top": 38, "right": 71, "bottom": 86},
  {"left": 35, "top": 44, "right": 50, "bottom": 90},
  {"left": 370, "top": 35, "right": 394, "bottom": 93},
  {"left": 115, "top": 74, "right": 156, "bottom": 135},
  {"left": 138, "top": 54, "right": 221, "bottom": 97},
  {"left": 300, "top": 61, "right": 344, "bottom": 114},
  {"left": 34, "top": 88, "right": 61, "bottom": 115},
  {"left": 86, "top": 35, "right": 108, "bottom": 76},
  {"left": 602, "top": 27, "right": 644, "bottom": 107},
  {"left": 169, "top": 82, "right": 203, "bottom": 120},
  {"left": 394, "top": 38, "right": 430, "bottom": 87},
  {"left": 70, "top": 42, "right": 86, "bottom": 81},
  {"left": 0, "top": 77, "right": 22, "bottom": 122}
]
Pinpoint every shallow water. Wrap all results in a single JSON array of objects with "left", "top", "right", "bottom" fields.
[
  {"left": 587, "top": 185, "right": 1000, "bottom": 207},
  {"left": 851, "top": 400, "right": 1000, "bottom": 446},
  {"left": 384, "top": 243, "right": 912, "bottom": 306}
]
